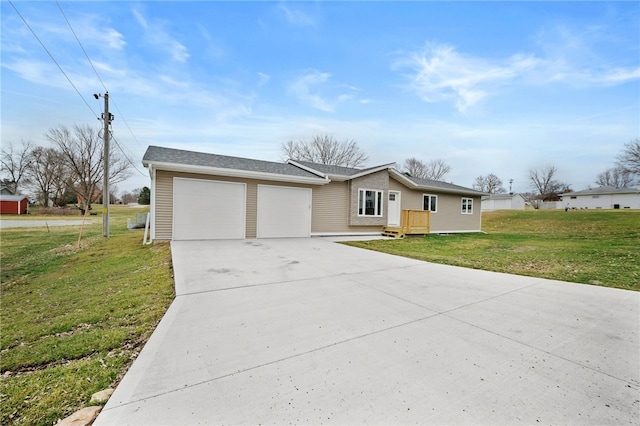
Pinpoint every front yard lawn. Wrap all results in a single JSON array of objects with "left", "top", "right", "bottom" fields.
[
  {"left": 345, "top": 210, "right": 640, "bottom": 291},
  {"left": 0, "top": 206, "right": 175, "bottom": 425}
]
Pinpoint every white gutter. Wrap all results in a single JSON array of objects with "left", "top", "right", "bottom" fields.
[{"left": 143, "top": 160, "right": 331, "bottom": 185}]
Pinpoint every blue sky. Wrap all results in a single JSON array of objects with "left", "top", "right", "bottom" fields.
[{"left": 2, "top": 1, "right": 639, "bottom": 194}]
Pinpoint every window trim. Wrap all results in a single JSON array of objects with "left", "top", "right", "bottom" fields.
[
  {"left": 358, "top": 189, "right": 384, "bottom": 217},
  {"left": 461, "top": 197, "right": 474, "bottom": 215},
  {"left": 423, "top": 194, "right": 438, "bottom": 213}
]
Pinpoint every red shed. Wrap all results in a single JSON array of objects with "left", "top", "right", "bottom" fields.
[{"left": 0, "top": 194, "right": 29, "bottom": 215}]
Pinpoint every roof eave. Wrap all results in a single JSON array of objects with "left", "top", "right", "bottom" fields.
[
  {"left": 349, "top": 163, "right": 396, "bottom": 179},
  {"left": 143, "top": 160, "right": 330, "bottom": 185},
  {"left": 286, "top": 160, "right": 328, "bottom": 179},
  {"left": 389, "top": 169, "right": 487, "bottom": 196}
]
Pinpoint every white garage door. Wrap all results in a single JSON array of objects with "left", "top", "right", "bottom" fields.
[
  {"left": 173, "top": 178, "right": 245, "bottom": 240},
  {"left": 257, "top": 185, "right": 311, "bottom": 238}
]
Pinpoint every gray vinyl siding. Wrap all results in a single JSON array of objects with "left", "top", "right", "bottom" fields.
[
  {"left": 154, "top": 169, "right": 482, "bottom": 240},
  {"left": 154, "top": 170, "right": 314, "bottom": 240},
  {"left": 388, "top": 178, "right": 482, "bottom": 232},
  {"left": 155, "top": 171, "right": 174, "bottom": 240},
  {"left": 311, "top": 181, "right": 383, "bottom": 234},
  {"left": 311, "top": 181, "right": 350, "bottom": 233}
]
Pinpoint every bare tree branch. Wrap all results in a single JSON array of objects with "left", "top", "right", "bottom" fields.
[
  {"left": 45, "top": 124, "right": 131, "bottom": 212},
  {"left": 595, "top": 167, "right": 634, "bottom": 188},
  {"left": 617, "top": 138, "right": 640, "bottom": 177},
  {"left": 403, "top": 157, "right": 451, "bottom": 181},
  {"left": 282, "top": 134, "right": 368, "bottom": 168},
  {"left": 529, "top": 165, "right": 567, "bottom": 200},
  {"left": 28, "top": 147, "right": 66, "bottom": 207},
  {"left": 473, "top": 173, "right": 506, "bottom": 194},
  {"left": 0, "top": 139, "right": 34, "bottom": 193}
]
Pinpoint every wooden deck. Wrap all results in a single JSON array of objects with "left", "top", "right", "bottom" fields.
[{"left": 382, "top": 210, "right": 430, "bottom": 238}]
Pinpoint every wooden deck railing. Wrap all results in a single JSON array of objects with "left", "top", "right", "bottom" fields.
[{"left": 383, "top": 209, "right": 430, "bottom": 238}]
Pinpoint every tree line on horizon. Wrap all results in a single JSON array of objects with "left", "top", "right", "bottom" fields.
[
  {"left": 0, "top": 124, "right": 139, "bottom": 212},
  {"left": 3, "top": 128, "right": 638, "bottom": 209},
  {"left": 283, "top": 135, "right": 640, "bottom": 202}
]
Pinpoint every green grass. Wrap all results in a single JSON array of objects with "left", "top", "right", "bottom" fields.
[
  {"left": 345, "top": 210, "right": 640, "bottom": 291},
  {"left": 1, "top": 206, "right": 175, "bottom": 425}
]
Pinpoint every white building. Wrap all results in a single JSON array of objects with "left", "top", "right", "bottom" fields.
[
  {"left": 560, "top": 186, "right": 640, "bottom": 210},
  {"left": 481, "top": 193, "right": 527, "bottom": 211}
]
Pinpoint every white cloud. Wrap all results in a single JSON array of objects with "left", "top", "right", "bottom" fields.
[
  {"left": 530, "top": 23, "right": 640, "bottom": 87},
  {"left": 591, "top": 67, "right": 640, "bottom": 84},
  {"left": 257, "top": 72, "right": 271, "bottom": 86},
  {"left": 288, "top": 71, "right": 367, "bottom": 112},
  {"left": 277, "top": 4, "right": 316, "bottom": 27},
  {"left": 395, "top": 24, "right": 639, "bottom": 112},
  {"left": 132, "top": 9, "right": 189, "bottom": 63},
  {"left": 394, "top": 43, "right": 539, "bottom": 112},
  {"left": 288, "top": 71, "right": 336, "bottom": 112}
]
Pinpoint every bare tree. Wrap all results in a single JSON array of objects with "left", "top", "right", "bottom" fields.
[
  {"left": 28, "top": 146, "right": 66, "bottom": 207},
  {"left": 45, "top": 124, "right": 131, "bottom": 212},
  {"left": 282, "top": 134, "right": 368, "bottom": 168},
  {"left": 617, "top": 138, "right": 640, "bottom": 177},
  {"left": 529, "top": 165, "right": 567, "bottom": 201},
  {"left": 473, "top": 173, "right": 506, "bottom": 194},
  {"left": 0, "top": 139, "right": 34, "bottom": 194},
  {"left": 120, "top": 189, "right": 140, "bottom": 205},
  {"left": 403, "top": 157, "right": 451, "bottom": 181},
  {"left": 595, "top": 167, "right": 634, "bottom": 188}
]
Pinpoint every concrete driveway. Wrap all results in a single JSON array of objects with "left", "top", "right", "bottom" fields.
[{"left": 96, "top": 238, "right": 639, "bottom": 425}]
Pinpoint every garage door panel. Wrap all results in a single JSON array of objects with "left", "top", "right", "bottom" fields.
[
  {"left": 173, "top": 178, "right": 245, "bottom": 240},
  {"left": 257, "top": 185, "right": 311, "bottom": 239}
]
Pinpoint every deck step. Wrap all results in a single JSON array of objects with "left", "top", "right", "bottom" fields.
[{"left": 382, "top": 228, "right": 405, "bottom": 239}]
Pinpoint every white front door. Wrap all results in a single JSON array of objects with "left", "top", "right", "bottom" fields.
[{"left": 387, "top": 191, "right": 401, "bottom": 226}]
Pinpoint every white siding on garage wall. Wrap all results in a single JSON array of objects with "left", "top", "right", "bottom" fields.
[{"left": 173, "top": 178, "right": 246, "bottom": 240}]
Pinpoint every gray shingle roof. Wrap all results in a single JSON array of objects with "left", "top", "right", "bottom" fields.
[
  {"left": 562, "top": 186, "right": 640, "bottom": 196},
  {"left": 291, "top": 160, "right": 364, "bottom": 177},
  {"left": 403, "top": 174, "right": 486, "bottom": 196},
  {"left": 143, "top": 146, "right": 325, "bottom": 180},
  {"left": 483, "top": 193, "right": 524, "bottom": 200}
]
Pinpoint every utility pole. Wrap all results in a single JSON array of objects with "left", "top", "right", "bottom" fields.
[{"left": 95, "top": 92, "right": 113, "bottom": 237}]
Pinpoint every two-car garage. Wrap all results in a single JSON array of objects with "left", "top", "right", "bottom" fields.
[{"left": 172, "top": 178, "right": 312, "bottom": 240}]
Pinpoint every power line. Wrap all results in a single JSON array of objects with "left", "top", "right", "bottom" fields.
[
  {"left": 111, "top": 133, "right": 147, "bottom": 176},
  {"left": 8, "top": 0, "right": 98, "bottom": 119},
  {"left": 13, "top": 0, "right": 146, "bottom": 179},
  {"left": 55, "top": 1, "right": 145, "bottom": 153},
  {"left": 56, "top": 1, "right": 108, "bottom": 93}
]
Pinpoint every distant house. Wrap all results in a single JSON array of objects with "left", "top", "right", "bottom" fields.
[
  {"left": 481, "top": 193, "right": 527, "bottom": 211},
  {"left": 142, "top": 146, "right": 487, "bottom": 241},
  {"left": 0, "top": 194, "right": 29, "bottom": 215},
  {"left": 0, "top": 182, "right": 16, "bottom": 195},
  {"left": 560, "top": 186, "right": 640, "bottom": 210}
]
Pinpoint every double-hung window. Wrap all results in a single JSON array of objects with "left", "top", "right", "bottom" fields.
[
  {"left": 358, "top": 189, "right": 383, "bottom": 217},
  {"left": 423, "top": 194, "right": 437, "bottom": 213},
  {"left": 461, "top": 198, "right": 473, "bottom": 214}
]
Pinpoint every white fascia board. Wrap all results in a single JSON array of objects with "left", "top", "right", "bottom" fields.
[
  {"left": 389, "top": 169, "right": 487, "bottom": 197},
  {"left": 286, "top": 160, "right": 328, "bottom": 179},
  {"left": 349, "top": 163, "right": 396, "bottom": 180},
  {"left": 143, "top": 161, "right": 330, "bottom": 185}
]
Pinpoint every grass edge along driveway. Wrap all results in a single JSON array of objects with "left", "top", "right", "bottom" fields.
[
  {"left": 345, "top": 210, "right": 640, "bottom": 291},
  {"left": 1, "top": 207, "right": 175, "bottom": 426}
]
